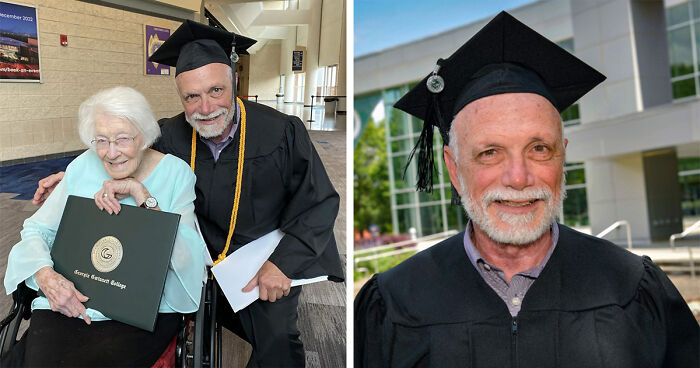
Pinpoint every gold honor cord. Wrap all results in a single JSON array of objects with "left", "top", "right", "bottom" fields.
[{"left": 190, "top": 97, "right": 246, "bottom": 266}]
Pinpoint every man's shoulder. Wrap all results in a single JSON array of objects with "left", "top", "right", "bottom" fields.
[
  {"left": 556, "top": 224, "right": 643, "bottom": 270},
  {"left": 153, "top": 113, "right": 190, "bottom": 154},
  {"left": 374, "top": 233, "right": 471, "bottom": 318},
  {"left": 241, "top": 100, "right": 305, "bottom": 158},
  {"left": 379, "top": 233, "right": 465, "bottom": 284}
]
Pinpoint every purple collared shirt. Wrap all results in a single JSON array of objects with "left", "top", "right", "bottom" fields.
[
  {"left": 199, "top": 102, "right": 240, "bottom": 162},
  {"left": 463, "top": 221, "right": 559, "bottom": 316}
]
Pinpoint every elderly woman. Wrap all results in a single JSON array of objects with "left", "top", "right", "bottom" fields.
[{"left": 3, "top": 86, "right": 207, "bottom": 367}]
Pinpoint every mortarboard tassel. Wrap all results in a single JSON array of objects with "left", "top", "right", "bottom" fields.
[
  {"left": 405, "top": 105, "right": 436, "bottom": 192},
  {"left": 404, "top": 60, "right": 446, "bottom": 193}
]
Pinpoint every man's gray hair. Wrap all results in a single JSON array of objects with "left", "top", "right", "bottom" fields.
[
  {"left": 78, "top": 86, "right": 160, "bottom": 150},
  {"left": 448, "top": 119, "right": 459, "bottom": 164}
]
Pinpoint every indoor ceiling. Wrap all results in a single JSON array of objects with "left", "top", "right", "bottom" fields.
[{"left": 205, "top": 0, "right": 311, "bottom": 54}]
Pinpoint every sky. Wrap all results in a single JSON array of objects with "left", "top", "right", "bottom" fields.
[{"left": 354, "top": 0, "right": 537, "bottom": 57}]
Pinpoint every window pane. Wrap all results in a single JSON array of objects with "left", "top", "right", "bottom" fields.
[
  {"left": 383, "top": 87, "right": 403, "bottom": 104},
  {"left": 392, "top": 155, "right": 410, "bottom": 190},
  {"left": 672, "top": 77, "right": 696, "bottom": 99},
  {"left": 412, "top": 116, "right": 424, "bottom": 133},
  {"left": 419, "top": 205, "right": 444, "bottom": 235},
  {"left": 387, "top": 109, "right": 410, "bottom": 137},
  {"left": 390, "top": 138, "right": 414, "bottom": 154},
  {"left": 565, "top": 166, "right": 586, "bottom": 185},
  {"left": 668, "top": 26, "right": 694, "bottom": 77},
  {"left": 419, "top": 188, "right": 442, "bottom": 203},
  {"left": 667, "top": 3, "right": 690, "bottom": 27},
  {"left": 563, "top": 187, "right": 589, "bottom": 227},
  {"left": 395, "top": 192, "right": 414, "bottom": 206},
  {"left": 561, "top": 103, "right": 580, "bottom": 122},
  {"left": 679, "top": 156, "right": 700, "bottom": 220},
  {"left": 693, "top": 0, "right": 700, "bottom": 21},
  {"left": 396, "top": 208, "right": 416, "bottom": 234},
  {"left": 447, "top": 205, "right": 468, "bottom": 230},
  {"left": 680, "top": 172, "right": 700, "bottom": 218}
]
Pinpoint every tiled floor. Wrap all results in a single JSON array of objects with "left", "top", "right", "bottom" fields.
[{"left": 0, "top": 103, "right": 347, "bottom": 367}]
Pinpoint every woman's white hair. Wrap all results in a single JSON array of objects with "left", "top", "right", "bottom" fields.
[{"left": 78, "top": 86, "right": 160, "bottom": 150}]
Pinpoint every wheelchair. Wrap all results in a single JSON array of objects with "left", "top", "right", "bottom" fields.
[{"left": 0, "top": 275, "right": 225, "bottom": 368}]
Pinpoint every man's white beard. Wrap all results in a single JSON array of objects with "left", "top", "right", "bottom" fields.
[
  {"left": 186, "top": 107, "right": 235, "bottom": 138},
  {"left": 459, "top": 173, "right": 566, "bottom": 245}
]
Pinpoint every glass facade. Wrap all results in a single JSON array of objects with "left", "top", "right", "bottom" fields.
[
  {"left": 667, "top": 0, "right": 700, "bottom": 99},
  {"left": 381, "top": 83, "right": 461, "bottom": 237},
  {"left": 667, "top": 1, "right": 700, "bottom": 227}
]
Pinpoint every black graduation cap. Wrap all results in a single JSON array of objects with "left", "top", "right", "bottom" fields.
[
  {"left": 148, "top": 19, "right": 257, "bottom": 76},
  {"left": 394, "top": 11, "right": 605, "bottom": 196}
]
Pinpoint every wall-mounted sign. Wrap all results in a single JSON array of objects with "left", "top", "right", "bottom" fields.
[
  {"left": 145, "top": 25, "right": 170, "bottom": 76},
  {"left": 0, "top": 1, "right": 41, "bottom": 82},
  {"left": 292, "top": 49, "right": 304, "bottom": 73}
]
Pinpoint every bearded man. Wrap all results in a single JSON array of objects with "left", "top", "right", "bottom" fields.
[
  {"left": 354, "top": 12, "right": 698, "bottom": 368},
  {"left": 34, "top": 21, "right": 344, "bottom": 367}
]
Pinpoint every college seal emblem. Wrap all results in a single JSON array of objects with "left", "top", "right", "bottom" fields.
[{"left": 91, "top": 236, "right": 123, "bottom": 273}]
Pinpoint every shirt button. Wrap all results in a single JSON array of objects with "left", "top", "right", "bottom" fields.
[
  {"left": 511, "top": 297, "right": 521, "bottom": 306},
  {"left": 483, "top": 264, "right": 491, "bottom": 271}
]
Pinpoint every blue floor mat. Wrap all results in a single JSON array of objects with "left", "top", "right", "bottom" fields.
[{"left": 0, "top": 156, "right": 76, "bottom": 200}]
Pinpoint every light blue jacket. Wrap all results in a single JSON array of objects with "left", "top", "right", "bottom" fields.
[{"left": 4, "top": 150, "right": 208, "bottom": 321}]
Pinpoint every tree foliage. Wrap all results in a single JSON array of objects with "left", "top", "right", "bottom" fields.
[{"left": 354, "top": 118, "right": 393, "bottom": 234}]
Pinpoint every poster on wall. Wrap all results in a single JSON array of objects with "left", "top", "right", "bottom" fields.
[
  {"left": 0, "top": 1, "right": 41, "bottom": 82},
  {"left": 292, "top": 48, "right": 305, "bottom": 73},
  {"left": 144, "top": 25, "right": 170, "bottom": 76}
]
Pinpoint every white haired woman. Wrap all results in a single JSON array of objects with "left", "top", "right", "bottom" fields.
[{"left": 3, "top": 86, "right": 207, "bottom": 367}]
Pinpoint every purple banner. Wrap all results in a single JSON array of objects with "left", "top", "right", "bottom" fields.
[{"left": 145, "top": 25, "right": 170, "bottom": 76}]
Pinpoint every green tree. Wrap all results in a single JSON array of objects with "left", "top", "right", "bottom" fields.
[{"left": 354, "top": 118, "right": 392, "bottom": 234}]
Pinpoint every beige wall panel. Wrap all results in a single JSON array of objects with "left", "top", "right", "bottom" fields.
[
  {"left": 249, "top": 41, "right": 282, "bottom": 101},
  {"left": 0, "top": 0, "right": 185, "bottom": 162},
  {"left": 318, "top": 0, "right": 342, "bottom": 66}
]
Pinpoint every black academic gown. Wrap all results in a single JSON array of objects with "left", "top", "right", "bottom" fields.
[
  {"left": 354, "top": 225, "right": 699, "bottom": 368},
  {"left": 153, "top": 100, "right": 344, "bottom": 282}
]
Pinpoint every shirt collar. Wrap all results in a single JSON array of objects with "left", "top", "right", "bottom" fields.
[{"left": 463, "top": 220, "right": 559, "bottom": 278}]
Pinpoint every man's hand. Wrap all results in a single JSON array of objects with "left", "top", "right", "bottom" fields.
[
  {"left": 242, "top": 261, "right": 291, "bottom": 302},
  {"left": 32, "top": 172, "right": 65, "bottom": 206},
  {"left": 35, "top": 266, "right": 91, "bottom": 324},
  {"left": 94, "top": 178, "right": 153, "bottom": 214}
]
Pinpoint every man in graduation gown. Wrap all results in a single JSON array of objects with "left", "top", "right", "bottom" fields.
[
  {"left": 354, "top": 12, "right": 699, "bottom": 368},
  {"left": 33, "top": 20, "right": 344, "bottom": 367}
]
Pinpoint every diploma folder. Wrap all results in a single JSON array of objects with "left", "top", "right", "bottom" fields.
[{"left": 47, "top": 195, "right": 180, "bottom": 332}]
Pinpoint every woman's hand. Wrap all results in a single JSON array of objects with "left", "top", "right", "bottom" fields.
[
  {"left": 35, "top": 266, "right": 91, "bottom": 324},
  {"left": 94, "top": 178, "right": 151, "bottom": 214}
]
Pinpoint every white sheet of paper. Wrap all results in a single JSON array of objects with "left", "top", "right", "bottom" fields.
[{"left": 211, "top": 229, "right": 329, "bottom": 312}]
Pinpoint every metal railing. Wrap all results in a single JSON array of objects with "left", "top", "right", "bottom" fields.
[
  {"left": 669, "top": 219, "right": 700, "bottom": 249},
  {"left": 354, "top": 231, "right": 458, "bottom": 277},
  {"left": 238, "top": 95, "right": 258, "bottom": 103},
  {"left": 596, "top": 220, "right": 633, "bottom": 249}
]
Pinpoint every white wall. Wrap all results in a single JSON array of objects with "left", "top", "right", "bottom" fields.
[
  {"left": 319, "top": 0, "right": 342, "bottom": 66},
  {"left": 249, "top": 40, "right": 283, "bottom": 101}
]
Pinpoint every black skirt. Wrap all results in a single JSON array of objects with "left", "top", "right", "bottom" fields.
[{"left": 4, "top": 310, "right": 180, "bottom": 367}]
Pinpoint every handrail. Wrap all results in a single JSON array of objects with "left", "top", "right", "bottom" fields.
[
  {"left": 670, "top": 219, "right": 700, "bottom": 249},
  {"left": 238, "top": 95, "right": 258, "bottom": 103},
  {"left": 596, "top": 220, "right": 633, "bottom": 249},
  {"left": 354, "top": 230, "right": 458, "bottom": 256}
]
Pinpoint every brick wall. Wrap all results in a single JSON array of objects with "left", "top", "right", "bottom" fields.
[{"left": 0, "top": 0, "right": 184, "bottom": 162}]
